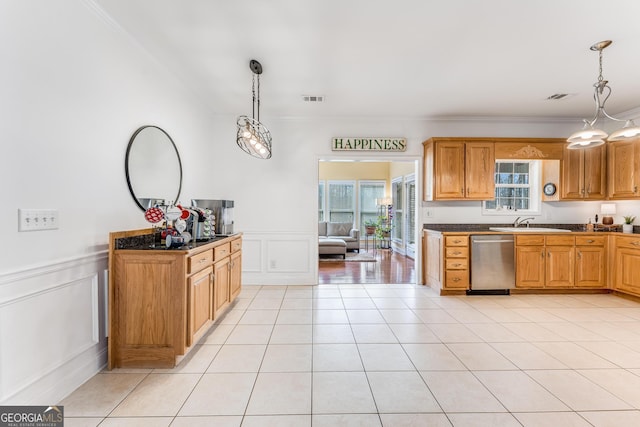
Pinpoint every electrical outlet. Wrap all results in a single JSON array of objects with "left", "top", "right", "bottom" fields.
[
  {"left": 18, "top": 209, "right": 59, "bottom": 231},
  {"left": 270, "top": 260, "right": 276, "bottom": 268},
  {"left": 425, "top": 209, "right": 434, "bottom": 217}
]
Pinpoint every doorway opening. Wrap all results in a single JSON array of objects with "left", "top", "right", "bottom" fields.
[{"left": 317, "top": 159, "right": 419, "bottom": 285}]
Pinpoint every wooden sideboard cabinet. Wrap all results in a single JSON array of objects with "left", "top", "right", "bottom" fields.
[
  {"left": 108, "top": 230, "right": 242, "bottom": 369},
  {"left": 560, "top": 145, "right": 607, "bottom": 200},
  {"left": 423, "top": 138, "right": 495, "bottom": 201}
]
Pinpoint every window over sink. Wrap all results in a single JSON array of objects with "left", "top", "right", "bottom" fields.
[{"left": 482, "top": 160, "right": 541, "bottom": 215}]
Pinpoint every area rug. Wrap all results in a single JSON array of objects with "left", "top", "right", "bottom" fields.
[{"left": 319, "top": 252, "right": 377, "bottom": 262}]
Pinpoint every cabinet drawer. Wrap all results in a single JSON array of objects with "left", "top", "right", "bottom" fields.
[
  {"left": 546, "top": 235, "right": 575, "bottom": 246},
  {"left": 188, "top": 250, "right": 213, "bottom": 274},
  {"left": 445, "top": 258, "right": 468, "bottom": 270},
  {"left": 516, "top": 235, "right": 545, "bottom": 246},
  {"left": 214, "top": 243, "right": 231, "bottom": 260},
  {"left": 445, "top": 236, "right": 468, "bottom": 247},
  {"left": 616, "top": 236, "right": 640, "bottom": 250},
  {"left": 576, "top": 235, "right": 606, "bottom": 246},
  {"left": 445, "top": 270, "right": 469, "bottom": 288},
  {"left": 445, "top": 247, "right": 468, "bottom": 258},
  {"left": 231, "top": 238, "right": 242, "bottom": 253}
]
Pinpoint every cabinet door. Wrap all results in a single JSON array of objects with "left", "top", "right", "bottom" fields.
[
  {"left": 545, "top": 246, "right": 574, "bottom": 287},
  {"left": 424, "top": 233, "right": 442, "bottom": 287},
  {"left": 434, "top": 142, "right": 465, "bottom": 199},
  {"left": 465, "top": 142, "right": 495, "bottom": 199},
  {"left": 560, "top": 148, "right": 585, "bottom": 199},
  {"left": 187, "top": 266, "right": 213, "bottom": 347},
  {"left": 213, "top": 257, "right": 230, "bottom": 318},
  {"left": 614, "top": 248, "right": 640, "bottom": 295},
  {"left": 608, "top": 140, "right": 640, "bottom": 199},
  {"left": 515, "top": 246, "right": 545, "bottom": 288},
  {"left": 583, "top": 145, "right": 607, "bottom": 199},
  {"left": 575, "top": 247, "right": 606, "bottom": 288},
  {"left": 229, "top": 250, "right": 242, "bottom": 300}
]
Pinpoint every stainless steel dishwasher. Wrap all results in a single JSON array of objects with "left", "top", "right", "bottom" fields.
[{"left": 469, "top": 234, "right": 515, "bottom": 294}]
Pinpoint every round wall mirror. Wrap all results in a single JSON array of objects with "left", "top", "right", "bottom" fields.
[{"left": 125, "top": 125, "right": 183, "bottom": 211}]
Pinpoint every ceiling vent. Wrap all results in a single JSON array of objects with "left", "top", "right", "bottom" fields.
[
  {"left": 546, "top": 93, "right": 571, "bottom": 100},
  {"left": 302, "top": 95, "right": 325, "bottom": 102}
]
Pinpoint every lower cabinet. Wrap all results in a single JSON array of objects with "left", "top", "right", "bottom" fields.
[
  {"left": 515, "top": 235, "right": 576, "bottom": 289},
  {"left": 575, "top": 236, "right": 607, "bottom": 288},
  {"left": 110, "top": 233, "right": 242, "bottom": 369},
  {"left": 188, "top": 266, "right": 214, "bottom": 347},
  {"left": 613, "top": 235, "right": 640, "bottom": 296},
  {"left": 443, "top": 235, "right": 469, "bottom": 289}
]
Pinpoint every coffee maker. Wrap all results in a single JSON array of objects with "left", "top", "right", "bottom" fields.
[{"left": 191, "top": 199, "right": 234, "bottom": 235}]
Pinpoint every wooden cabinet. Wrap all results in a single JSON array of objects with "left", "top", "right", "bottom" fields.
[
  {"left": 613, "top": 235, "right": 640, "bottom": 296},
  {"left": 423, "top": 230, "right": 443, "bottom": 288},
  {"left": 515, "top": 235, "right": 545, "bottom": 288},
  {"left": 575, "top": 236, "right": 607, "bottom": 288},
  {"left": 561, "top": 145, "right": 606, "bottom": 200},
  {"left": 109, "top": 232, "right": 242, "bottom": 369},
  {"left": 187, "top": 266, "right": 213, "bottom": 347},
  {"left": 515, "top": 235, "right": 575, "bottom": 288},
  {"left": 443, "top": 235, "right": 469, "bottom": 289},
  {"left": 423, "top": 138, "right": 494, "bottom": 201},
  {"left": 608, "top": 139, "right": 640, "bottom": 199}
]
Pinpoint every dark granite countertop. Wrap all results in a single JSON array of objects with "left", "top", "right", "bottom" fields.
[
  {"left": 423, "top": 223, "right": 639, "bottom": 234},
  {"left": 115, "top": 233, "right": 240, "bottom": 251}
]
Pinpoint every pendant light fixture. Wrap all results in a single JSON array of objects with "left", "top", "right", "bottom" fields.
[
  {"left": 236, "top": 59, "right": 272, "bottom": 159},
  {"left": 567, "top": 40, "right": 640, "bottom": 150}
]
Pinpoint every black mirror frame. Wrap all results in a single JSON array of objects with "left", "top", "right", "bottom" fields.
[{"left": 124, "top": 125, "right": 183, "bottom": 211}]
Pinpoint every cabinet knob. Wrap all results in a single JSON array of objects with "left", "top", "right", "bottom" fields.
[
  {"left": 577, "top": 251, "right": 582, "bottom": 259},
  {"left": 452, "top": 278, "right": 461, "bottom": 282},
  {"left": 453, "top": 251, "right": 461, "bottom": 255},
  {"left": 541, "top": 250, "right": 544, "bottom": 258},
  {"left": 587, "top": 239, "right": 595, "bottom": 243},
  {"left": 631, "top": 241, "right": 640, "bottom": 246}
]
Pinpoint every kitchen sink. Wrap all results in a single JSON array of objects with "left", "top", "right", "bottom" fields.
[{"left": 489, "top": 227, "right": 571, "bottom": 233}]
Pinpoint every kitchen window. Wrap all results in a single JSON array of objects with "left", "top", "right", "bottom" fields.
[{"left": 483, "top": 160, "right": 541, "bottom": 215}]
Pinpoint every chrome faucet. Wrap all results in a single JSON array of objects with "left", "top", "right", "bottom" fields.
[{"left": 513, "top": 216, "right": 535, "bottom": 228}]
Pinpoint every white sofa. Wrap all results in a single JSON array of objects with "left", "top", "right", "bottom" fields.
[{"left": 318, "top": 221, "right": 360, "bottom": 252}]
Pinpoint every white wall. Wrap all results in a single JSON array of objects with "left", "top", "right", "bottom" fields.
[
  {"left": 0, "top": 0, "right": 220, "bottom": 404},
  {"left": 3, "top": 0, "right": 637, "bottom": 406}
]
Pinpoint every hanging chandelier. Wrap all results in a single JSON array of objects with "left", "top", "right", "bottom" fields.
[
  {"left": 236, "top": 59, "right": 272, "bottom": 159},
  {"left": 567, "top": 40, "right": 640, "bottom": 150}
]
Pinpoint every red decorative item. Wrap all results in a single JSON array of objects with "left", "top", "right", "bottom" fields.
[
  {"left": 144, "top": 207, "right": 164, "bottom": 224},
  {"left": 180, "top": 209, "right": 190, "bottom": 220}
]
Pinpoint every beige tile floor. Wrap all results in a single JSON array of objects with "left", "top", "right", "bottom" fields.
[{"left": 61, "top": 285, "right": 640, "bottom": 426}]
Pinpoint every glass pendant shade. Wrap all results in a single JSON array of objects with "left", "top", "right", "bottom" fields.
[
  {"left": 567, "top": 125, "right": 608, "bottom": 144},
  {"left": 608, "top": 120, "right": 640, "bottom": 141},
  {"left": 566, "top": 138, "right": 605, "bottom": 150}
]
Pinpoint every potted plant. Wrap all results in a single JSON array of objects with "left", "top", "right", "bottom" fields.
[
  {"left": 623, "top": 215, "right": 636, "bottom": 234},
  {"left": 364, "top": 219, "right": 377, "bottom": 235}
]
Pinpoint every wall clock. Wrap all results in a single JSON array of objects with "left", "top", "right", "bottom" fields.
[{"left": 543, "top": 182, "right": 557, "bottom": 196}]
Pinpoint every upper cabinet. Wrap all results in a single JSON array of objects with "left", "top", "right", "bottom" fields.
[
  {"left": 608, "top": 139, "right": 640, "bottom": 199},
  {"left": 560, "top": 145, "right": 607, "bottom": 200},
  {"left": 423, "top": 138, "right": 495, "bottom": 201}
]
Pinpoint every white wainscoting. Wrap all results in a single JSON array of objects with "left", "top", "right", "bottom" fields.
[
  {"left": 0, "top": 252, "right": 108, "bottom": 404},
  {"left": 241, "top": 232, "right": 317, "bottom": 285}
]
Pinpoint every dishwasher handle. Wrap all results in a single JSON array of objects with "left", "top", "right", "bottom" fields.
[{"left": 473, "top": 239, "right": 514, "bottom": 244}]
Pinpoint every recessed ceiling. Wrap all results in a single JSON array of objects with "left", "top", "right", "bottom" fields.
[{"left": 94, "top": 0, "right": 640, "bottom": 120}]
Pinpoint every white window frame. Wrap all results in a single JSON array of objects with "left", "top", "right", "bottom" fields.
[
  {"left": 391, "top": 177, "right": 403, "bottom": 241},
  {"left": 318, "top": 180, "right": 326, "bottom": 221},
  {"left": 327, "top": 180, "right": 356, "bottom": 223},
  {"left": 359, "top": 180, "right": 386, "bottom": 233},
  {"left": 482, "top": 160, "right": 541, "bottom": 216}
]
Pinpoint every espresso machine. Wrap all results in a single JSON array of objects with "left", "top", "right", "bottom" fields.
[{"left": 191, "top": 199, "right": 234, "bottom": 235}]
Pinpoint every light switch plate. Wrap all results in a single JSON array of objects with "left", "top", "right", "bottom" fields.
[{"left": 18, "top": 209, "right": 59, "bottom": 231}]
